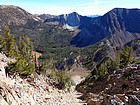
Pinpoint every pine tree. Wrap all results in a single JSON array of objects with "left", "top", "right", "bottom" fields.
[
  {"left": 2, "top": 27, "right": 35, "bottom": 76},
  {"left": 115, "top": 53, "right": 121, "bottom": 69},
  {"left": 19, "top": 35, "right": 33, "bottom": 62},
  {"left": 99, "top": 63, "right": 108, "bottom": 78},
  {"left": 0, "top": 35, "right": 5, "bottom": 52},
  {"left": 120, "top": 46, "right": 133, "bottom": 67},
  {"left": 3, "top": 26, "right": 19, "bottom": 58},
  {"left": 17, "top": 35, "right": 34, "bottom": 75}
]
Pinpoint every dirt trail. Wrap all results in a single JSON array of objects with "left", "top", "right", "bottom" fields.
[
  {"left": 45, "top": 75, "right": 87, "bottom": 105},
  {"left": 71, "top": 75, "right": 85, "bottom": 85},
  {"left": 46, "top": 90, "right": 86, "bottom": 105}
]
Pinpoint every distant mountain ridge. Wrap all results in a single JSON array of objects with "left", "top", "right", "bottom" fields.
[
  {"left": 71, "top": 8, "right": 140, "bottom": 47},
  {"left": 39, "top": 13, "right": 100, "bottom": 28},
  {"left": 0, "top": 5, "right": 140, "bottom": 49},
  {"left": 0, "top": 5, "right": 41, "bottom": 27},
  {"left": 43, "top": 12, "right": 92, "bottom": 30},
  {"left": 43, "top": 8, "right": 140, "bottom": 47},
  {"left": 44, "top": 12, "right": 80, "bottom": 26},
  {"left": 38, "top": 14, "right": 57, "bottom": 21}
]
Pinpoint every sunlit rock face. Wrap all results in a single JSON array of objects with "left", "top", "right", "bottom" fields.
[{"left": 44, "top": 12, "right": 92, "bottom": 30}]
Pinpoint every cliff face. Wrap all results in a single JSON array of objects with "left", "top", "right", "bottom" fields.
[
  {"left": 59, "top": 12, "right": 81, "bottom": 27},
  {"left": 44, "top": 12, "right": 80, "bottom": 26},
  {"left": 44, "top": 12, "right": 92, "bottom": 30}
]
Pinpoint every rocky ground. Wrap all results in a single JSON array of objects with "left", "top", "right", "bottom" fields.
[
  {"left": 77, "top": 64, "right": 140, "bottom": 105},
  {"left": 0, "top": 74, "right": 87, "bottom": 105},
  {"left": 2, "top": 51, "right": 140, "bottom": 105},
  {"left": 0, "top": 53, "right": 87, "bottom": 105}
]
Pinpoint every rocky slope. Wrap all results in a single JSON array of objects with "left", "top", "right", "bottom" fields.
[
  {"left": 76, "top": 63, "right": 140, "bottom": 105},
  {"left": 0, "top": 74, "right": 87, "bottom": 105},
  {"left": 0, "top": 5, "right": 41, "bottom": 29},
  {"left": 0, "top": 53, "right": 87, "bottom": 105}
]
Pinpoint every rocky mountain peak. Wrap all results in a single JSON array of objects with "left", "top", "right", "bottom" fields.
[
  {"left": 61, "top": 12, "right": 80, "bottom": 27},
  {"left": 64, "top": 12, "right": 80, "bottom": 19},
  {"left": 109, "top": 8, "right": 140, "bottom": 13},
  {"left": 44, "top": 12, "right": 81, "bottom": 28}
]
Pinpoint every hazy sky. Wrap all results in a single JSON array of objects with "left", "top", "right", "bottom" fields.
[{"left": 0, "top": 0, "right": 140, "bottom": 15}]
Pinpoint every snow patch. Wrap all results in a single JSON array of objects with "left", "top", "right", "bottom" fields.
[{"left": 63, "top": 24, "right": 78, "bottom": 31}]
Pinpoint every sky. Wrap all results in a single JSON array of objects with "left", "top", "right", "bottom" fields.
[{"left": 0, "top": 0, "right": 140, "bottom": 16}]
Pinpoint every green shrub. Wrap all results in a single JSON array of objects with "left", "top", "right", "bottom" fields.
[
  {"left": 56, "top": 70, "right": 75, "bottom": 91},
  {"left": 6, "top": 56, "right": 34, "bottom": 76},
  {"left": 40, "top": 59, "right": 74, "bottom": 90},
  {"left": 99, "top": 63, "right": 108, "bottom": 78},
  {"left": 135, "top": 59, "right": 140, "bottom": 64},
  {"left": 123, "top": 71, "right": 133, "bottom": 80},
  {"left": 119, "top": 46, "right": 133, "bottom": 68}
]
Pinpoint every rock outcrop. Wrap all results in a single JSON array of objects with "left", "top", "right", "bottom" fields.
[{"left": 0, "top": 53, "right": 15, "bottom": 77}]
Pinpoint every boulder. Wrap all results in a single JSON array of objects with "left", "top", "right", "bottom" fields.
[{"left": 128, "top": 95, "right": 140, "bottom": 105}]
